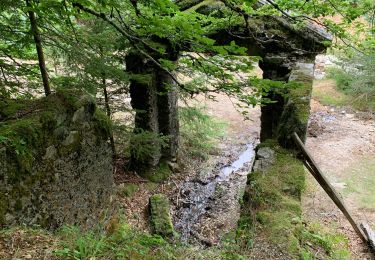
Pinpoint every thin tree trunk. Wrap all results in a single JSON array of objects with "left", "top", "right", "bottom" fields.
[
  {"left": 102, "top": 76, "right": 116, "bottom": 157},
  {"left": 26, "top": 0, "right": 51, "bottom": 96},
  {"left": 0, "top": 66, "right": 8, "bottom": 83}
]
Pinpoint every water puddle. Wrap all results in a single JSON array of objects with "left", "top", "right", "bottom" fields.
[
  {"left": 174, "top": 142, "right": 257, "bottom": 244},
  {"left": 217, "top": 144, "right": 256, "bottom": 181}
]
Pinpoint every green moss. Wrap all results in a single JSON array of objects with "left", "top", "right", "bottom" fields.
[
  {"left": 147, "top": 161, "right": 171, "bottom": 183},
  {"left": 93, "top": 109, "right": 112, "bottom": 138},
  {"left": 149, "top": 194, "right": 174, "bottom": 238},
  {"left": 240, "top": 144, "right": 306, "bottom": 258},
  {"left": 277, "top": 80, "right": 313, "bottom": 148}
]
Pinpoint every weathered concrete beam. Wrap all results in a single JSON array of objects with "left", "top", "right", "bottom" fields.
[
  {"left": 157, "top": 69, "right": 179, "bottom": 161},
  {"left": 259, "top": 60, "right": 314, "bottom": 148},
  {"left": 126, "top": 53, "right": 161, "bottom": 172}
]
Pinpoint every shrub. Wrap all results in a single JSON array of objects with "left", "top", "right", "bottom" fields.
[
  {"left": 179, "top": 106, "right": 226, "bottom": 160},
  {"left": 328, "top": 54, "right": 375, "bottom": 111}
]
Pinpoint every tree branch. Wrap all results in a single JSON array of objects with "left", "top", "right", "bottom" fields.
[{"left": 72, "top": 2, "right": 190, "bottom": 93}]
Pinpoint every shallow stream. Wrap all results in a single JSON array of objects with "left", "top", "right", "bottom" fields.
[{"left": 174, "top": 142, "right": 257, "bottom": 244}]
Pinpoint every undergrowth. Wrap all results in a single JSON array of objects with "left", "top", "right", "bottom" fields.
[
  {"left": 238, "top": 143, "right": 351, "bottom": 259},
  {"left": 327, "top": 54, "right": 375, "bottom": 112},
  {"left": 51, "top": 221, "right": 247, "bottom": 259},
  {"left": 179, "top": 106, "right": 226, "bottom": 160}
]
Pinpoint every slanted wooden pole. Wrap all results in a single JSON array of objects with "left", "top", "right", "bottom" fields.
[
  {"left": 292, "top": 132, "right": 368, "bottom": 244},
  {"left": 361, "top": 223, "right": 375, "bottom": 252}
]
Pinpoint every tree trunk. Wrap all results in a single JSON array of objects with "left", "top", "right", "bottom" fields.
[{"left": 26, "top": 0, "right": 51, "bottom": 96}]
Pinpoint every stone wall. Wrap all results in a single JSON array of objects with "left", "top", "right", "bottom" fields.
[{"left": 0, "top": 90, "right": 114, "bottom": 230}]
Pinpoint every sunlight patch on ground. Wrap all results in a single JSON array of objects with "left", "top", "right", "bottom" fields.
[
  {"left": 312, "top": 79, "right": 349, "bottom": 107},
  {"left": 343, "top": 156, "right": 375, "bottom": 210}
]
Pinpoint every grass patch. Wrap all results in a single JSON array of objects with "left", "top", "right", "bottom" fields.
[
  {"left": 299, "top": 222, "right": 351, "bottom": 260},
  {"left": 325, "top": 54, "right": 375, "bottom": 112},
  {"left": 343, "top": 155, "right": 375, "bottom": 209},
  {"left": 312, "top": 79, "right": 350, "bottom": 107},
  {"left": 118, "top": 183, "right": 139, "bottom": 197}
]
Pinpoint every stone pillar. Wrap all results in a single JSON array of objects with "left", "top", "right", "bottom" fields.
[
  {"left": 126, "top": 53, "right": 161, "bottom": 171},
  {"left": 259, "top": 55, "right": 292, "bottom": 141},
  {"left": 126, "top": 52, "right": 180, "bottom": 177},
  {"left": 277, "top": 62, "right": 314, "bottom": 148},
  {"left": 157, "top": 69, "right": 179, "bottom": 161}
]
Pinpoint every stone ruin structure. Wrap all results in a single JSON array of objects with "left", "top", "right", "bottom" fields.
[
  {"left": 128, "top": 0, "right": 332, "bottom": 178},
  {"left": 0, "top": 0, "right": 332, "bottom": 230},
  {"left": 0, "top": 91, "right": 114, "bottom": 230}
]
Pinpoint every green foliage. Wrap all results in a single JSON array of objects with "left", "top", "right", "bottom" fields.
[
  {"left": 179, "top": 106, "right": 226, "bottom": 160},
  {"left": 129, "top": 129, "right": 169, "bottom": 163},
  {"left": 52, "top": 221, "right": 246, "bottom": 259},
  {"left": 54, "top": 224, "right": 170, "bottom": 259},
  {"left": 328, "top": 54, "right": 375, "bottom": 111}
]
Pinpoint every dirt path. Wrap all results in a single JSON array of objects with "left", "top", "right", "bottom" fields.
[{"left": 304, "top": 95, "right": 375, "bottom": 259}]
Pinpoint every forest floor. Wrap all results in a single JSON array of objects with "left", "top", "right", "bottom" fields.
[
  {"left": 117, "top": 93, "right": 261, "bottom": 245},
  {"left": 304, "top": 79, "right": 375, "bottom": 259}
]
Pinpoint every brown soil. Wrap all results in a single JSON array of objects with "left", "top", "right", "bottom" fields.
[{"left": 304, "top": 97, "right": 375, "bottom": 259}]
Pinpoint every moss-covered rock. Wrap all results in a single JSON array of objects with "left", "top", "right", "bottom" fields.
[
  {"left": 149, "top": 194, "right": 174, "bottom": 238},
  {"left": 0, "top": 90, "right": 114, "bottom": 230}
]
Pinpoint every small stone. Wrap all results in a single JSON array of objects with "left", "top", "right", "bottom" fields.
[
  {"left": 24, "top": 255, "right": 32, "bottom": 259},
  {"left": 43, "top": 146, "right": 57, "bottom": 160},
  {"left": 5, "top": 213, "right": 14, "bottom": 223},
  {"left": 257, "top": 147, "right": 275, "bottom": 161},
  {"left": 72, "top": 107, "right": 86, "bottom": 123}
]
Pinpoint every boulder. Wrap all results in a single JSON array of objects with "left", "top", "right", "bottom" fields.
[{"left": 0, "top": 90, "right": 114, "bottom": 230}]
